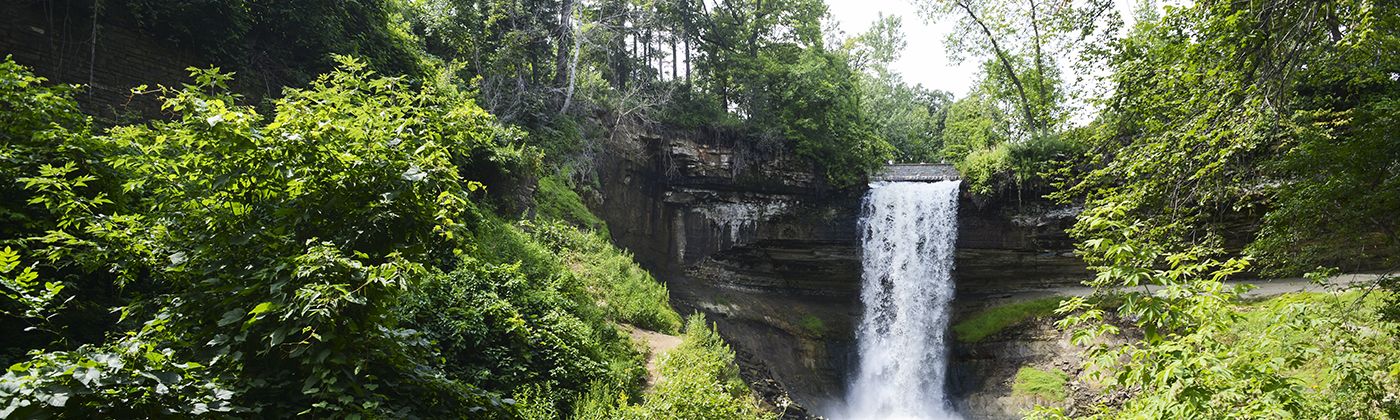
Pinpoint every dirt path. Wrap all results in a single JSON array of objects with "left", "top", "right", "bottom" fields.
[{"left": 623, "top": 325, "right": 683, "bottom": 389}]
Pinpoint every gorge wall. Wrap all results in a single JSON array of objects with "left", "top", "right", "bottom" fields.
[{"left": 589, "top": 123, "right": 1090, "bottom": 418}]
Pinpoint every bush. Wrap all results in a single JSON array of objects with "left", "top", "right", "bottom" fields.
[
  {"left": 0, "top": 56, "right": 527, "bottom": 417},
  {"left": 0, "top": 56, "right": 120, "bottom": 358},
  {"left": 1006, "top": 133, "right": 1084, "bottom": 189},
  {"left": 397, "top": 250, "right": 644, "bottom": 412},
  {"left": 955, "top": 144, "right": 1012, "bottom": 196},
  {"left": 619, "top": 315, "right": 774, "bottom": 420}
]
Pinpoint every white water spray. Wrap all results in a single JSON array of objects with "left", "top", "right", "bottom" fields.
[{"left": 844, "top": 180, "right": 961, "bottom": 420}]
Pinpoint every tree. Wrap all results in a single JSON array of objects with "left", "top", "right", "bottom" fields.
[
  {"left": 915, "top": 0, "right": 1117, "bottom": 139},
  {"left": 1044, "top": 0, "right": 1400, "bottom": 416},
  {"left": 845, "top": 15, "right": 953, "bottom": 163}
]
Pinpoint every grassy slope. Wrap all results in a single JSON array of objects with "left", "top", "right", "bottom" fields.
[
  {"left": 1013, "top": 366, "right": 1070, "bottom": 401},
  {"left": 518, "top": 177, "right": 768, "bottom": 419},
  {"left": 953, "top": 296, "right": 1064, "bottom": 343}
]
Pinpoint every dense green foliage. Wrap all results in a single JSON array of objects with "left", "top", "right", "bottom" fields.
[
  {"left": 1059, "top": 0, "right": 1399, "bottom": 273},
  {"left": 0, "top": 57, "right": 761, "bottom": 418},
  {"left": 1042, "top": 290, "right": 1400, "bottom": 419},
  {"left": 398, "top": 0, "right": 905, "bottom": 184},
  {"left": 1037, "top": 0, "right": 1400, "bottom": 417},
  {"left": 845, "top": 15, "right": 953, "bottom": 164},
  {"left": 525, "top": 221, "right": 682, "bottom": 333},
  {"left": 565, "top": 315, "right": 776, "bottom": 420},
  {"left": 38, "top": 0, "right": 920, "bottom": 184}
]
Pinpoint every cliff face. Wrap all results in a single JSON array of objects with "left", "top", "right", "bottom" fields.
[{"left": 590, "top": 124, "right": 1090, "bottom": 417}]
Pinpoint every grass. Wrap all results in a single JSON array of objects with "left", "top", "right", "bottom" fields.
[
  {"left": 1012, "top": 366, "right": 1070, "bottom": 401},
  {"left": 526, "top": 220, "right": 683, "bottom": 334},
  {"left": 953, "top": 296, "right": 1064, "bottom": 343},
  {"left": 798, "top": 314, "right": 826, "bottom": 337},
  {"left": 535, "top": 175, "right": 610, "bottom": 236}
]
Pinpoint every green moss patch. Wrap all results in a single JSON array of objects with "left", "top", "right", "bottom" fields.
[
  {"left": 1012, "top": 366, "right": 1070, "bottom": 401},
  {"left": 953, "top": 296, "right": 1063, "bottom": 343},
  {"left": 798, "top": 314, "right": 826, "bottom": 336}
]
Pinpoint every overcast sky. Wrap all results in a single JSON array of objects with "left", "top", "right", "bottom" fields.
[{"left": 824, "top": 0, "right": 1142, "bottom": 99}]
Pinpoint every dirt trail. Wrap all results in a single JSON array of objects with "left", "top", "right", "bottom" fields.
[{"left": 623, "top": 325, "right": 683, "bottom": 389}]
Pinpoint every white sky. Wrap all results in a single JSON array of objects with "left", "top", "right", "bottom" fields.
[{"left": 824, "top": 0, "right": 1142, "bottom": 99}]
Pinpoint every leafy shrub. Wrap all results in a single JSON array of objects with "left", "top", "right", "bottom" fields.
[
  {"left": 0, "top": 56, "right": 97, "bottom": 245},
  {"left": 1006, "top": 133, "right": 1084, "bottom": 188},
  {"left": 0, "top": 56, "right": 527, "bottom": 416},
  {"left": 955, "top": 144, "right": 1012, "bottom": 196},
  {"left": 0, "top": 334, "right": 236, "bottom": 417},
  {"left": 0, "top": 56, "right": 119, "bottom": 356},
  {"left": 618, "top": 315, "right": 774, "bottom": 420},
  {"left": 397, "top": 250, "right": 644, "bottom": 413},
  {"left": 511, "top": 382, "right": 562, "bottom": 420}
]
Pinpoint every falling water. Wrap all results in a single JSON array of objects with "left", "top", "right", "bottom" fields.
[{"left": 844, "top": 180, "right": 961, "bottom": 420}]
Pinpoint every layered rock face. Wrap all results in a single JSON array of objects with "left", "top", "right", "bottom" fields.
[{"left": 591, "top": 124, "right": 1088, "bottom": 417}]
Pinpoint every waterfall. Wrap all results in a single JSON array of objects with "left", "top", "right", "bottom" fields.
[{"left": 844, "top": 180, "right": 961, "bottom": 420}]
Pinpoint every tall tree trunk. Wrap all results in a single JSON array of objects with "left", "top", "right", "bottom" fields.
[
  {"left": 955, "top": 0, "right": 1039, "bottom": 135},
  {"left": 560, "top": 0, "right": 583, "bottom": 113},
  {"left": 555, "top": 0, "right": 574, "bottom": 86},
  {"left": 1029, "top": 0, "right": 1048, "bottom": 134}
]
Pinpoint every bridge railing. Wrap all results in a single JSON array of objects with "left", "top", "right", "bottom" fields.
[{"left": 869, "top": 164, "right": 960, "bottom": 182}]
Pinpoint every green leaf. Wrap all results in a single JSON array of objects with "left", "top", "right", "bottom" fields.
[
  {"left": 217, "top": 309, "right": 244, "bottom": 327},
  {"left": 249, "top": 302, "right": 276, "bottom": 316}
]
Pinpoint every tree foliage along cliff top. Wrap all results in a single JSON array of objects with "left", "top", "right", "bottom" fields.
[{"left": 66, "top": 0, "right": 931, "bottom": 186}]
